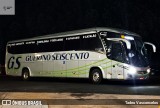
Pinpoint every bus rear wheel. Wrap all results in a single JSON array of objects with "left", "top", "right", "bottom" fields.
[
  {"left": 22, "top": 69, "right": 30, "bottom": 81},
  {"left": 90, "top": 69, "right": 102, "bottom": 84}
]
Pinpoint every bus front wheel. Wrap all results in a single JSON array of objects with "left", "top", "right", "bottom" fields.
[
  {"left": 90, "top": 69, "right": 102, "bottom": 84},
  {"left": 22, "top": 69, "right": 30, "bottom": 81}
]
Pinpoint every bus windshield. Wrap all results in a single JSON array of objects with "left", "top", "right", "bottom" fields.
[
  {"left": 100, "top": 33, "right": 150, "bottom": 67},
  {"left": 126, "top": 37, "right": 149, "bottom": 67}
]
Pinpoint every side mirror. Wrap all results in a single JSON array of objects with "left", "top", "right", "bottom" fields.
[{"left": 144, "top": 42, "right": 156, "bottom": 53}]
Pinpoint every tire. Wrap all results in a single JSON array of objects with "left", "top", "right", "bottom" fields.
[
  {"left": 22, "top": 69, "right": 30, "bottom": 81},
  {"left": 90, "top": 69, "right": 102, "bottom": 84}
]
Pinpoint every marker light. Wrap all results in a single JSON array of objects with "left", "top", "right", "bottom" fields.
[
  {"left": 121, "top": 35, "right": 134, "bottom": 40},
  {"left": 121, "top": 35, "right": 125, "bottom": 39},
  {"left": 129, "top": 67, "right": 137, "bottom": 75},
  {"left": 124, "top": 36, "right": 134, "bottom": 40}
]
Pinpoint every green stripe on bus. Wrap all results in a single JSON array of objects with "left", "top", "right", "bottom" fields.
[
  {"left": 49, "top": 58, "right": 109, "bottom": 73},
  {"left": 50, "top": 62, "right": 120, "bottom": 76},
  {"left": 66, "top": 63, "right": 120, "bottom": 76}
]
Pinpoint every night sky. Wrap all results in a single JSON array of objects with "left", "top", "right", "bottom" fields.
[{"left": 0, "top": 0, "right": 160, "bottom": 64}]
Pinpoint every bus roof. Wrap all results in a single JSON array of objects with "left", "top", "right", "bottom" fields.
[{"left": 8, "top": 27, "right": 140, "bottom": 43}]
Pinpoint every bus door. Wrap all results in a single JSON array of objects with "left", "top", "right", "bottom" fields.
[{"left": 107, "top": 41, "right": 125, "bottom": 79}]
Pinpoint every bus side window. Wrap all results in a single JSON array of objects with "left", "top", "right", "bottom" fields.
[
  {"left": 36, "top": 38, "right": 65, "bottom": 52},
  {"left": 107, "top": 42, "right": 124, "bottom": 62},
  {"left": 81, "top": 34, "right": 104, "bottom": 52},
  {"left": 65, "top": 36, "right": 81, "bottom": 51}
]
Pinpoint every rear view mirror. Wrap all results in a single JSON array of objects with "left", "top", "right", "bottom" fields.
[{"left": 144, "top": 42, "right": 156, "bottom": 53}]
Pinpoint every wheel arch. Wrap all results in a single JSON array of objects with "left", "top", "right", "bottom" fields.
[
  {"left": 21, "top": 67, "right": 31, "bottom": 76},
  {"left": 89, "top": 66, "right": 105, "bottom": 79}
]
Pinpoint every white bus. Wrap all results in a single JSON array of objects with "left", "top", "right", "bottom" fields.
[{"left": 5, "top": 27, "right": 156, "bottom": 84}]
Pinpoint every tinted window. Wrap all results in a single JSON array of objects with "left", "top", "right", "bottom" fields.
[
  {"left": 7, "top": 37, "right": 65, "bottom": 54},
  {"left": 81, "top": 34, "right": 104, "bottom": 51},
  {"left": 107, "top": 41, "right": 124, "bottom": 62},
  {"left": 37, "top": 38, "right": 64, "bottom": 52},
  {"left": 112, "top": 43, "right": 123, "bottom": 62},
  {"left": 65, "top": 36, "right": 81, "bottom": 51},
  {"left": 7, "top": 42, "right": 36, "bottom": 54},
  {"left": 7, "top": 34, "right": 104, "bottom": 54}
]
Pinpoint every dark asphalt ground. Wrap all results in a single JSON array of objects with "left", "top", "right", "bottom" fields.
[{"left": 0, "top": 76, "right": 160, "bottom": 96}]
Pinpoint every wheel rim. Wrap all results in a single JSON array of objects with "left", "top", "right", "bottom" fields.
[
  {"left": 23, "top": 72, "right": 29, "bottom": 80},
  {"left": 93, "top": 72, "right": 100, "bottom": 82}
]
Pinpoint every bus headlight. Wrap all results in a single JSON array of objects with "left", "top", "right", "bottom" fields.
[
  {"left": 147, "top": 68, "right": 151, "bottom": 73},
  {"left": 129, "top": 67, "right": 137, "bottom": 75}
]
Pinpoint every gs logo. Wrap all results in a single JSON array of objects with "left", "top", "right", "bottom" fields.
[{"left": 7, "top": 56, "right": 22, "bottom": 69}]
